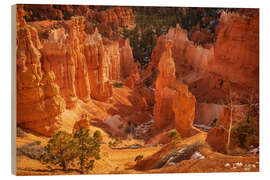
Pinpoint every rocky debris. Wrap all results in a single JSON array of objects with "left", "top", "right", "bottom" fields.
[
  {"left": 193, "top": 124, "right": 212, "bottom": 131},
  {"left": 17, "top": 141, "right": 45, "bottom": 160},
  {"left": 155, "top": 143, "right": 202, "bottom": 169},
  {"left": 104, "top": 115, "right": 125, "bottom": 136},
  {"left": 145, "top": 131, "right": 171, "bottom": 146},
  {"left": 224, "top": 162, "right": 257, "bottom": 171},
  {"left": 190, "top": 151, "right": 205, "bottom": 160},
  {"left": 134, "top": 119, "right": 154, "bottom": 140},
  {"left": 249, "top": 147, "right": 259, "bottom": 155}
]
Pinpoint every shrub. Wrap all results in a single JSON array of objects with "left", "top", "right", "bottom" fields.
[
  {"left": 41, "top": 131, "right": 77, "bottom": 171},
  {"left": 232, "top": 115, "right": 259, "bottom": 150},
  {"left": 41, "top": 128, "right": 101, "bottom": 173},
  {"left": 135, "top": 155, "right": 144, "bottom": 161},
  {"left": 93, "top": 130, "right": 103, "bottom": 144},
  {"left": 73, "top": 127, "right": 101, "bottom": 173},
  {"left": 168, "top": 130, "right": 182, "bottom": 144}
]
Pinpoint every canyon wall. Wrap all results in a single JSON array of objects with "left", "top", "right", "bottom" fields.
[
  {"left": 206, "top": 105, "right": 250, "bottom": 153},
  {"left": 144, "top": 24, "right": 214, "bottom": 84},
  {"left": 40, "top": 17, "right": 136, "bottom": 103},
  {"left": 146, "top": 10, "right": 259, "bottom": 104},
  {"left": 209, "top": 11, "right": 259, "bottom": 91},
  {"left": 16, "top": 7, "right": 66, "bottom": 136},
  {"left": 17, "top": 5, "right": 137, "bottom": 135},
  {"left": 97, "top": 7, "right": 135, "bottom": 28}
]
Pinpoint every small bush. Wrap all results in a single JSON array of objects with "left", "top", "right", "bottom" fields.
[
  {"left": 232, "top": 115, "right": 259, "bottom": 150},
  {"left": 113, "top": 82, "right": 124, "bottom": 88},
  {"left": 40, "top": 128, "right": 101, "bottom": 173},
  {"left": 93, "top": 130, "right": 103, "bottom": 144},
  {"left": 41, "top": 131, "right": 77, "bottom": 171},
  {"left": 135, "top": 155, "right": 144, "bottom": 161},
  {"left": 73, "top": 127, "right": 101, "bottom": 173},
  {"left": 168, "top": 130, "right": 182, "bottom": 144}
]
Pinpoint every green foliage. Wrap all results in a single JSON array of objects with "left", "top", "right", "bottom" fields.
[
  {"left": 168, "top": 129, "right": 182, "bottom": 144},
  {"left": 41, "top": 131, "right": 77, "bottom": 171},
  {"left": 41, "top": 128, "right": 101, "bottom": 173},
  {"left": 232, "top": 115, "right": 259, "bottom": 150},
  {"left": 93, "top": 130, "right": 103, "bottom": 144},
  {"left": 73, "top": 127, "right": 101, "bottom": 173},
  {"left": 134, "top": 154, "right": 144, "bottom": 161}
]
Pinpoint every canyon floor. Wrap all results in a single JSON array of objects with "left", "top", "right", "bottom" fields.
[{"left": 16, "top": 86, "right": 259, "bottom": 175}]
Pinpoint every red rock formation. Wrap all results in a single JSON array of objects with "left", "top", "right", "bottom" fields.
[
  {"left": 190, "top": 29, "right": 214, "bottom": 45},
  {"left": 153, "top": 40, "right": 196, "bottom": 136},
  {"left": 16, "top": 6, "right": 66, "bottom": 136},
  {"left": 41, "top": 18, "right": 126, "bottom": 103},
  {"left": 153, "top": 41, "right": 177, "bottom": 129},
  {"left": 72, "top": 114, "right": 90, "bottom": 135},
  {"left": 194, "top": 103, "right": 225, "bottom": 126},
  {"left": 209, "top": 11, "right": 259, "bottom": 91},
  {"left": 173, "top": 87, "right": 196, "bottom": 137},
  {"left": 84, "top": 28, "right": 113, "bottom": 101},
  {"left": 24, "top": 4, "right": 64, "bottom": 21},
  {"left": 119, "top": 39, "right": 137, "bottom": 79},
  {"left": 206, "top": 105, "right": 249, "bottom": 153},
  {"left": 144, "top": 24, "right": 214, "bottom": 84},
  {"left": 97, "top": 7, "right": 135, "bottom": 28},
  {"left": 41, "top": 17, "right": 91, "bottom": 107}
]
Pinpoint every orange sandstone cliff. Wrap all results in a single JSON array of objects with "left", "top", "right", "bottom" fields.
[
  {"left": 153, "top": 40, "right": 196, "bottom": 136},
  {"left": 16, "top": 7, "right": 66, "bottom": 136}
]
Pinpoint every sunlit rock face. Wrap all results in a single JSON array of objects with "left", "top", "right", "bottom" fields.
[
  {"left": 209, "top": 11, "right": 259, "bottom": 92},
  {"left": 41, "top": 17, "right": 91, "bottom": 107},
  {"left": 16, "top": 6, "right": 66, "bottom": 136},
  {"left": 144, "top": 24, "right": 214, "bottom": 85},
  {"left": 173, "top": 87, "right": 196, "bottom": 137},
  {"left": 16, "top": 5, "right": 138, "bottom": 135},
  {"left": 84, "top": 28, "right": 114, "bottom": 101},
  {"left": 146, "top": 10, "right": 259, "bottom": 104},
  {"left": 153, "top": 40, "right": 196, "bottom": 136},
  {"left": 40, "top": 18, "right": 135, "bottom": 103}
]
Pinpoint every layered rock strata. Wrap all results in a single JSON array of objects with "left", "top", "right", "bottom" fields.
[{"left": 16, "top": 6, "right": 66, "bottom": 136}]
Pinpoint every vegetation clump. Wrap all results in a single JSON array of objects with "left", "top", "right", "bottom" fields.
[
  {"left": 134, "top": 154, "right": 144, "bottom": 161},
  {"left": 112, "top": 82, "right": 124, "bottom": 88},
  {"left": 232, "top": 114, "right": 259, "bottom": 150},
  {"left": 40, "top": 127, "right": 102, "bottom": 173},
  {"left": 168, "top": 129, "right": 182, "bottom": 144}
]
